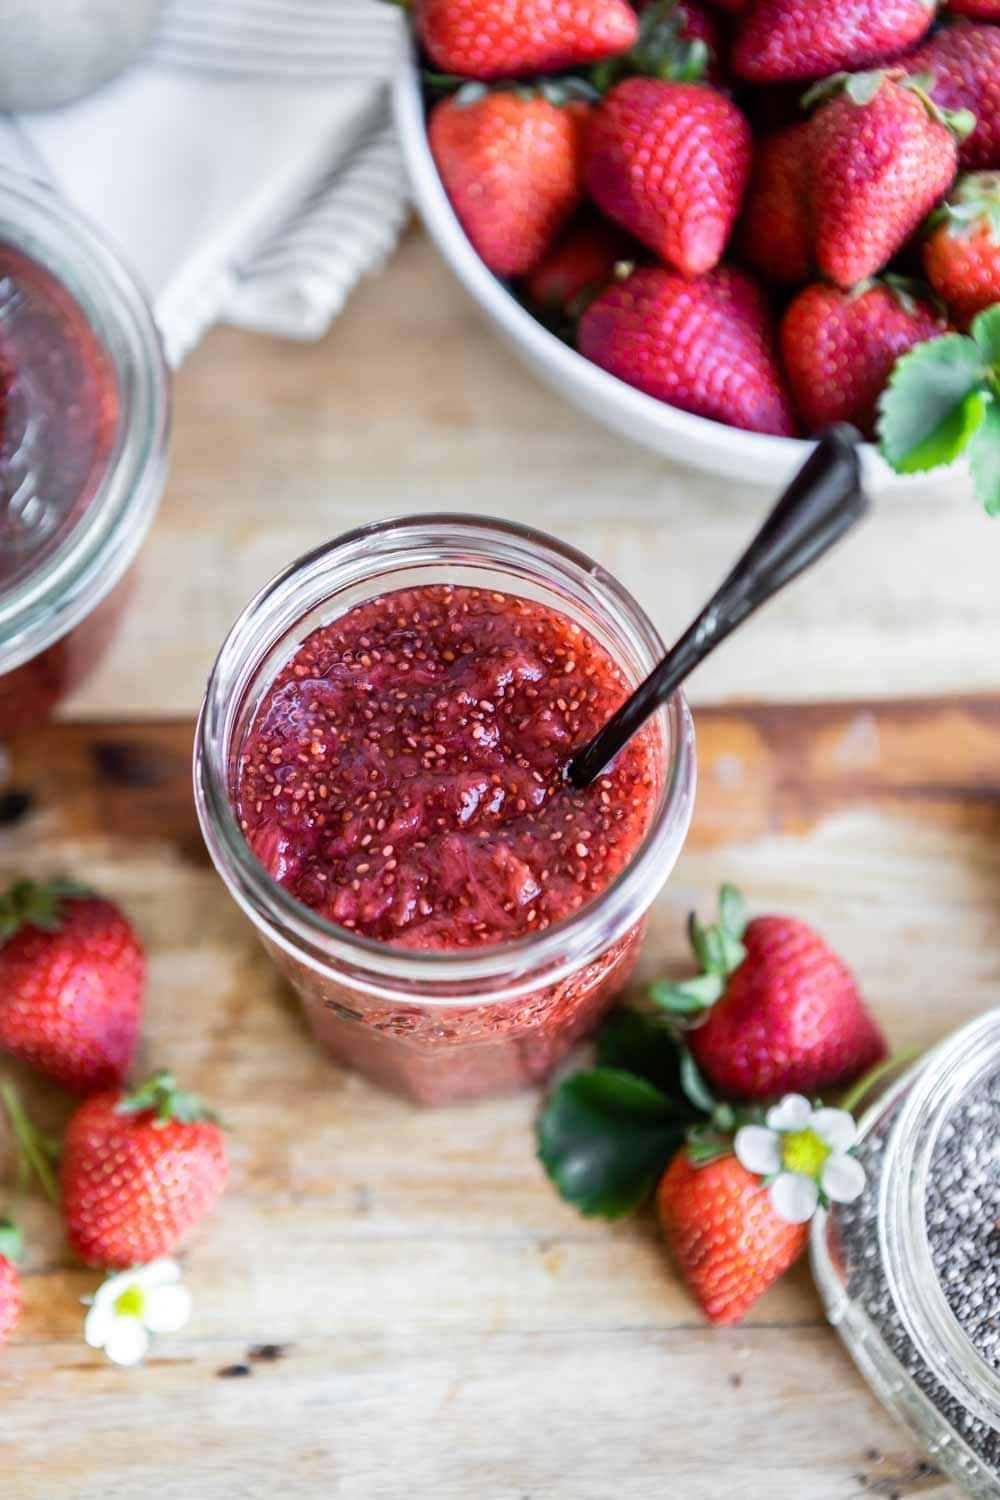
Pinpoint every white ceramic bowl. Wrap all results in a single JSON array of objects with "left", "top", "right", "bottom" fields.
[{"left": 393, "top": 48, "right": 948, "bottom": 493}]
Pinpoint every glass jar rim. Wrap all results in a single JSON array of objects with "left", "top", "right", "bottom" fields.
[
  {"left": 880, "top": 1008, "right": 1000, "bottom": 1430},
  {"left": 0, "top": 168, "right": 170, "bottom": 673},
  {"left": 194, "top": 512, "right": 696, "bottom": 1000}
]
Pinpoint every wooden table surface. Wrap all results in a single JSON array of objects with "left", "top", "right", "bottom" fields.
[{"left": 5, "top": 226, "right": 996, "bottom": 1498}]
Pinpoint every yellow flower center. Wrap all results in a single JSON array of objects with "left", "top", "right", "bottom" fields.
[
  {"left": 781, "top": 1128, "right": 830, "bottom": 1180},
  {"left": 114, "top": 1286, "right": 145, "bottom": 1320}
]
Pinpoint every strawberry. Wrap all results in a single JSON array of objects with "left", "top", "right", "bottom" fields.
[
  {"left": 906, "top": 23, "right": 1000, "bottom": 171},
  {"left": 61, "top": 1071, "right": 228, "bottom": 1269},
  {"left": 807, "top": 71, "right": 968, "bottom": 290},
  {"left": 0, "top": 1220, "right": 22, "bottom": 1346},
  {"left": 734, "top": 122, "right": 814, "bottom": 283},
  {"left": 651, "top": 885, "right": 887, "bottom": 1100},
  {"left": 523, "top": 215, "right": 635, "bottom": 321},
  {"left": 584, "top": 78, "right": 752, "bottom": 275},
  {"left": 923, "top": 172, "right": 1000, "bottom": 326},
  {"left": 945, "top": 0, "right": 1000, "bottom": 15},
  {"left": 0, "top": 879, "right": 144, "bottom": 1095},
  {"left": 578, "top": 263, "right": 797, "bottom": 435},
  {"left": 732, "top": 0, "right": 935, "bottom": 83},
  {"left": 416, "top": 0, "right": 638, "bottom": 79},
  {"left": 430, "top": 86, "right": 590, "bottom": 278},
  {"left": 656, "top": 1149, "right": 808, "bottom": 1325},
  {"left": 781, "top": 278, "right": 948, "bottom": 436}
]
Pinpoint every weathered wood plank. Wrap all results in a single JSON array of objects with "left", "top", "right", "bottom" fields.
[{"left": 1, "top": 702, "right": 987, "bottom": 1497}]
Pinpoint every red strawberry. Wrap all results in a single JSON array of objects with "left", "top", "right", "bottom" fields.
[
  {"left": 654, "top": 886, "right": 887, "bottom": 1101},
  {"left": 735, "top": 122, "right": 814, "bottom": 283},
  {"left": 808, "top": 71, "right": 966, "bottom": 290},
  {"left": 907, "top": 22, "right": 1000, "bottom": 171},
  {"left": 416, "top": 0, "right": 638, "bottom": 79},
  {"left": 430, "top": 87, "right": 590, "bottom": 278},
  {"left": 0, "top": 1220, "right": 22, "bottom": 1346},
  {"left": 524, "top": 216, "right": 634, "bottom": 319},
  {"left": 781, "top": 278, "right": 947, "bottom": 436},
  {"left": 0, "top": 880, "right": 144, "bottom": 1094},
  {"left": 579, "top": 263, "right": 797, "bottom": 434},
  {"left": 732, "top": 0, "right": 935, "bottom": 83},
  {"left": 657, "top": 1150, "right": 808, "bottom": 1325},
  {"left": 61, "top": 1071, "right": 228, "bottom": 1269},
  {"left": 945, "top": 0, "right": 1000, "bottom": 15},
  {"left": 585, "top": 78, "right": 752, "bottom": 275},
  {"left": 923, "top": 172, "right": 1000, "bottom": 327}
]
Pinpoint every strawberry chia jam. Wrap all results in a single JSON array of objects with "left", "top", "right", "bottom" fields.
[
  {"left": 196, "top": 516, "right": 696, "bottom": 1105},
  {"left": 237, "top": 585, "right": 656, "bottom": 950},
  {"left": 0, "top": 171, "right": 168, "bottom": 737}
]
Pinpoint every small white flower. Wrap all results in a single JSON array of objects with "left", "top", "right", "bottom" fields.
[
  {"left": 735, "top": 1093, "right": 865, "bottom": 1226},
  {"left": 83, "top": 1259, "right": 191, "bottom": 1366}
]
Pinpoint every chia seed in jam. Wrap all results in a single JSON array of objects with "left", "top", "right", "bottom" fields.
[{"left": 237, "top": 584, "right": 657, "bottom": 952}]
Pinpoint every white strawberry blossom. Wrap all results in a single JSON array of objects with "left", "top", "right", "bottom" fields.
[
  {"left": 735, "top": 1093, "right": 866, "bottom": 1225},
  {"left": 83, "top": 1259, "right": 191, "bottom": 1366}
]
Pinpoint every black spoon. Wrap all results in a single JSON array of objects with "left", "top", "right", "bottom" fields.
[{"left": 566, "top": 424, "right": 870, "bottom": 789}]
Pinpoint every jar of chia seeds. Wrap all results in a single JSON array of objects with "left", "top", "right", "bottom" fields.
[{"left": 811, "top": 1009, "right": 1000, "bottom": 1499}]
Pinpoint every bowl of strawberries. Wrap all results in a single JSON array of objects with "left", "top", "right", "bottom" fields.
[{"left": 393, "top": 0, "right": 1000, "bottom": 500}]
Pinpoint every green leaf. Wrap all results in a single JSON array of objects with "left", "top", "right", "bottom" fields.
[
  {"left": 845, "top": 71, "right": 886, "bottom": 107},
  {"left": 536, "top": 1068, "right": 691, "bottom": 1218},
  {"left": 679, "top": 1048, "right": 717, "bottom": 1114},
  {"left": 718, "top": 884, "right": 748, "bottom": 943},
  {"left": 116, "top": 1069, "right": 222, "bottom": 1127},
  {"left": 0, "top": 1218, "right": 22, "bottom": 1265},
  {"left": 878, "top": 334, "right": 989, "bottom": 473},
  {"left": 649, "top": 973, "right": 724, "bottom": 1014},
  {"left": 969, "top": 399, "right": 1000, "bottom": 516},
  {"left": 594, "top": 1009, "right": 685, "bottom": 1095},
  {"left": 972, "top": 304, "right": 1000, "bottom": 371},
  {"left": 684, "top": 1126, "right": 733, "bottom": 1166}
]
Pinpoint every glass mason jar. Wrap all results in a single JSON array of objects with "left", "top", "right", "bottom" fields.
[
  {"left": 194, "top": 514, "right": 696, "bottom": 1105},
  {"left": 812, "top": 1009, "right": 1000, "bottom": 1499},
  {"left": 0, "top": 168, "right": 170, "bottom": 735}
]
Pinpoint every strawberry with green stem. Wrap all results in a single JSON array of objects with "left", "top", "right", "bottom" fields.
[
  {"left": 781, "top": 277, "right": 948, "bottom": 438},
  {"left": 0, "top": 878, "right": 145, "bottom": 1095},
  {"left": 429, "top": 81, "right": 592, "bottom": 278},
  {"left": 805, "top": 70, "right": 974, "bottom": 291},
  {"left": 879, "top": 304, "right": 1000, "bottom": 510},
  {"left": 537, "top": 1008, "right": 873, "bottom": 1324},
  {"left": 61, "top": 1070, "right": 228, "bottom": 1269},
  {"left": 651, "top": 885, "right": 887, "bottom": 1101},
  {"left": 923, "top": 172, "right": 1000, "bottom": 329}
]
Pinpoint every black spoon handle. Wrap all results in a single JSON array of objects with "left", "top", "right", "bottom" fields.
[{"left": 567, "top": 425, "right": 870, "bottom": 789}]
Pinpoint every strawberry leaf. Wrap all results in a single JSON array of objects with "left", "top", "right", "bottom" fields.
[
  {"left": 595, "top": 1008, "right": 686, "bottom": 1094},
  {"left": 679, "top": 1049, "right": 717, "bottom": 1115},
  {"left": 536, "top": 1068, "right": 697, "bottom": 1218},
  {"left": 649, "top": 973, "right": 725, "bottom": 1013},
  {"left": 878, "top": 334, "right": 989, "bottom": 473},
  {"left": 972, "top": 304, "right": 1000, "bottom": 371},
  {"left": 969, "top": 400, "right": 1000, "bottom": 517},
  {"left": 0, "top": 1218, "right": 22, "bottom": 1265}
]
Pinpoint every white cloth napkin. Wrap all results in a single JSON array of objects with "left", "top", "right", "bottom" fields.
[{"left": 0, "top": 0, "right": 409, "bottom": 365}]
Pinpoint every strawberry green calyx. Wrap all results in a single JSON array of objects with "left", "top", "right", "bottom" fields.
[
  {"left": 589, "top": 0, "right": 710, "bottom": 93},
  {"left": 932, "top": 172, "right": 1000, "bottom": 240},
  {"left": 0, "top": 877, "right": 91, "bottom": 943},
  {"left": 803, "top": 69, "right": 976, "bottom": 141},
  {"left": 649, "top": 884, "right": 748, "bottom": 1016},
  {"left": 436, "top": 76, "right": 599, "bottom": 107},
  {"left": 0, "top": 1083, "right": 59, "bottom": 1204},
  {"left": 116, "top": 1071, "right": 222, "bottom": 1129},
  {"left": 0, "top": 1217, "right": 22, "bottom": 1264}
]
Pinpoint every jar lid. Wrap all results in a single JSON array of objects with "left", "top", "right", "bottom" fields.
[{"left": 0, "top": 168, "right": 169, "bottom": 675}]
